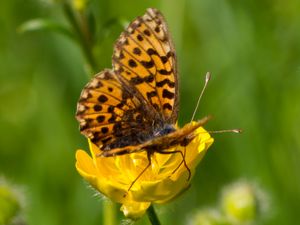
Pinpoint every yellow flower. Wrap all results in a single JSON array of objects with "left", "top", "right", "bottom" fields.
[{"left": 75, "top": 126, "right": 213, "bottom": 219}]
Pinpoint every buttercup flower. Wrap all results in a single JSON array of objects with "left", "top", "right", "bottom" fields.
[{"left": 75, "top": 125, "right": 213, "bottom": 219}]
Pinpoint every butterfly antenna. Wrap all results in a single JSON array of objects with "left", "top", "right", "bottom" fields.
[
  {"left": 190, "top": 72, "right": 211, "bottom": 122},
  {"left": 207, "top": 129, "right": 242, "bottom": 134}
]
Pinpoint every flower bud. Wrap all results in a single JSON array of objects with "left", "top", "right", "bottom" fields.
[
  {"left": 0, "top": 182, "right": 21, "bottom": 225},
  {"left": 188, "top": 209, "right": 230, "bottom": 225},
  {"left": 220, "top": 181, "right": 266, "bottom": 223}
]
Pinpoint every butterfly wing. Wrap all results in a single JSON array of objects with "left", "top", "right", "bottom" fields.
[
  {"left": 76, "top": 70, "right": 154, "bottom": 150},
  {"left": 76, "top": 8, "right": 180, "bottom": 151},
  {"left": 112, "top": 8, "right": 179, "bottom": 124}
]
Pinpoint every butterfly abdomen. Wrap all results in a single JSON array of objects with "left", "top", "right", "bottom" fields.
[
  {"left": 102, "top": 123, "right": 175, "bottom": 151},
  {"left": 102, "top": 131, "right": 152, "bottom": 150}
]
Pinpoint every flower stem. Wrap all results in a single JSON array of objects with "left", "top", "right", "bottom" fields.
[
  {"left": 62, "top": 1, "right": 98, "bottom": 74},
  {"left": 103, "top": 200, "right": 116, "bottom": 225},
  {"left": 147, "top": 205, "right": 162, "bottom": 225}
]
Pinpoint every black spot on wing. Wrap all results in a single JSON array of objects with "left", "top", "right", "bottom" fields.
[
  {"left": 93, "top": 105, "right": 102, "bottom": 111},
  {"left": 128, "top": 59, "right": 138, "bottom": 67},
  {"left": 158, "top": 69, "right": 173, "bottom": 75},
  {"left": 130, "top": 76, "right": 144, "bottom": 85},
  {"left": 101, "top": 127, "right": 109, "bottom": 134},
  {"left": 147, "top": 48, "right": 157, "bottom": 55},
  {"left": 133, "top": 47, "right": 142, "bottom": 55},
  {"left": 108, "top": 105, "right": 114, "bottom": 113},
  {"left": 156, "top": 79, "right": 175, "bottom": 88},
  {"left": 143, "top": 29, "right": 151, "bottom": 36},
  {"left": 98, "top": 95, "right": 108, "bottom": 103},
  {"left": 163, "top": 103, "right": 172, "bottom": 110},
  {"left": 146, "top": 91, "right": 157, "bottom": 100},
  {"left": 137, "top": 34, "right": 143, "bottom": 41},
  {"left": 145, "top": 74, "right": 154, "bottom": 83},
  {"left": 162, "top": 89, "right": 175, "bottom": 99},
  {"left": 141, "top": 60, "right": 154, "bottom": 68},
  {"left": 96, "top": 115, "right": 105, "bottom": 123}
]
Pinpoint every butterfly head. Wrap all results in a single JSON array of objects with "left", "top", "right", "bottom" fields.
[{"left": 153, "top": 124, "right": 176, "bottom": 137}]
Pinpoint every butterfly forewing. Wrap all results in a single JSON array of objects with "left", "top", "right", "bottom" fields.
[{"left": 112, "top": 8, "right": 178, "bottom": 124}]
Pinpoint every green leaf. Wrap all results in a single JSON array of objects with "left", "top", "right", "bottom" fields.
[{"left": 17, "top": 18, "right": 75, "bottom": 40}]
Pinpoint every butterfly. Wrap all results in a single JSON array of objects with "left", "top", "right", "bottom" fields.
[{"left": 76, "top": 8, "right": 210, "bottom": 190}]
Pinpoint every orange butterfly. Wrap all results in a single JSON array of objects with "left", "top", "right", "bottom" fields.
[{"left": 76, "top": 8, "right": 210, "bottom": 190}]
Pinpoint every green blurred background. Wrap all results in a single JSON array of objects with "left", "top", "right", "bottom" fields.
[{"left": 1, "top": 0, "right": 300, "bottom": 224}]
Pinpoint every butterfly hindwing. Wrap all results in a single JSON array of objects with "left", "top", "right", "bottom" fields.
[{"left": 76, "top": 70, "right": 154, "bottom": 150}]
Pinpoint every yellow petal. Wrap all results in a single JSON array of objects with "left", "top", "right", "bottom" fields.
[
  {"left": 75, "top": 150, "right": 128, "bottom": 203},
  {"left": 75, "top": 150, "right": 99, "bottom": 188},
  {"left": 75, "top": 150, "right": 97, "bottom": 177},
  {"left": 130, "top": 173, "right": 189, "bottom": 203}
]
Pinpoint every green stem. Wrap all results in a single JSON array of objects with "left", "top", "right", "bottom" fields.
[
  {"left": 62, "top": 1, "right": 98, "bottom": 73},
  {"left": 103, "top": 200, "right": 116, "bottom": 225},
  {"left": 147, "top": 205, "right": 162, "bottom": 225}
]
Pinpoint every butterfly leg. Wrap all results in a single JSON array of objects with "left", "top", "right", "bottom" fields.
[
  {"left": 126, "top": 151, "right": 152, "bottom": 193},
  {"left": 169, "top": 146, "right": 187, "bottom": 177},
  {"left": 157, "top": 149, "right": 191, "bottom": 181}
]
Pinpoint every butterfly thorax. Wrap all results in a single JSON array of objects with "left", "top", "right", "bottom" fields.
[{"left": 153, "top": 124, "right": 176, "bottom": 137}]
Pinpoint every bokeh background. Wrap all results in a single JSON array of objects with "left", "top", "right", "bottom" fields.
[{"left": 1, "top": 0, "right": 300, "bottom": 224}]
